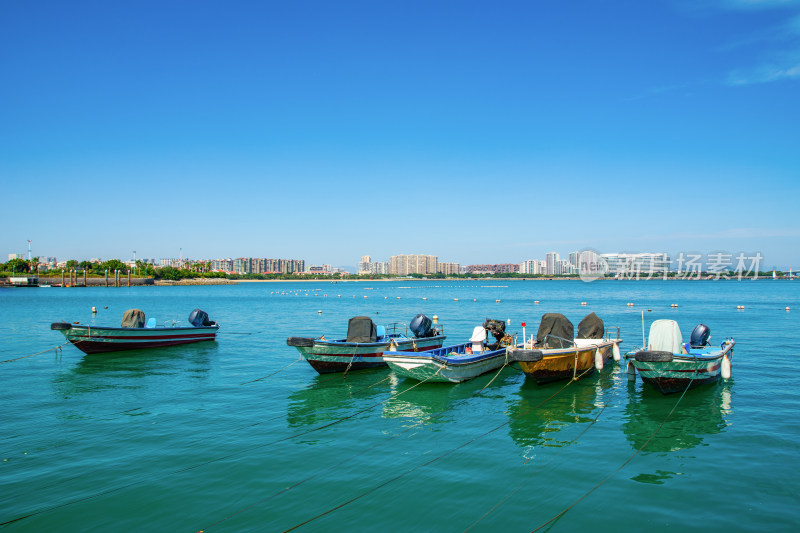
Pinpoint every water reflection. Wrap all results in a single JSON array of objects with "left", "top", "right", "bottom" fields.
[
  {"left": 381, "top": 368, "right": 522, "bottom": 427},
  {"left": 285, "top": 369, "right": 391, "bottom": 429},
  {"left": 506, "top": 375, "right": 614, "bottom": 458},
  {"left": 622, "top": 380, "right": 733, "bottom": 454},
  {"left": 51, "top": 344, "right": 215, "bottom": 399}
]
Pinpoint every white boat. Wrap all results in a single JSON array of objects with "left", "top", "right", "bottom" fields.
[{"left": 383, "top": 319, "right": 512, "bottom": 383}]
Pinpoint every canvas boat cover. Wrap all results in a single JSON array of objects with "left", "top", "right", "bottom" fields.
[
  {"left": 121, "top": 309, "right": 146, "bottom": 328},
  {"left": 577, "top": 312, "right": 604, "bottom": 339},
  {"left": 648, "top": 319, "right": 683, "bottom": 353},
  {"left": 346, "top": 316, "right": 377, "bottom": 343},
  {"left": 536, "top": 313, "right": 574, "bottom": 348}
]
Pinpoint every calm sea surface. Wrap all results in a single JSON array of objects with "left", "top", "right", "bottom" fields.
[{"left": 1, "top": 280, "right": 798, "bottom": 532}]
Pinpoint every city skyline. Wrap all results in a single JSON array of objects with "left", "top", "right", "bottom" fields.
[{"left": 2, "top": 2, "right": 799, "bottom": 267}]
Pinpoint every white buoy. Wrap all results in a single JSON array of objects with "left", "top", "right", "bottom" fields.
[
  {"left": 496, "top": 299, "right": 501, "bottom": 303},
  {"left": 432, "top": 315, "right": 438, "bottom": 324},
  {"left": 612, "top": 343, "right": 621, "bottom": 362},
  {"left": 317, "top": 310, "right": 322, "bottom": 314},
  {"left": 627, "top": 302, "right": 634, "bottom": 307},
  {"left": 786, "top": 307, "right": 790, "bottom": 311},
  {"left": 423, "top": 297, "right": 427, "bottom": 300},
  {"left": 454, "top": 298, "right": 459, "bottom": 301},
  {"left": 627, "top": 361, "right": 637, "bottom": 381},
  {"left": 594, "top": 348, "right": 604, "bottom": 370},
  {"left": 92, "top": 307, "right": 97, "bottom": 313},
  {"left": 722, "top": 354, "right": 732, "bottom": 379},
  {"left": 507, "top": 318, "right": 511, "bottom": 326},
  {"left": 580, "top": 302, "right": 587, "bottom": 306},
  {"left": 534, "top": 300, "right": 539, "bottom": 304}
]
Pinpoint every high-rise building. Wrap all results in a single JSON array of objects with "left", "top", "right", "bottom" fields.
[
  {"left": 389, "top": 254, "right": 438, "bottom": 275},
  {"left": 545, "top": 252, "right": 560, "bottom": 275}
]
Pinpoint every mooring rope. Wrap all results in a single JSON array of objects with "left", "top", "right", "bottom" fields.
[
  {"left": 529, "top": 376, "right": 695, "bottom": 532},
  {"left": 240, "top": 356, "right": 303, "bottom": 385},
  {"left": 279, "top": 372, "right": 583, "bottom": 532},
  {"left": 0, "top": 342, "right": 68, "bottom": 364},
  {"left": 465, "top": 369, "right": 614, "bottom": 531},
  {"left": 0, "top": 368, "right": 445, "bottom": 527}
]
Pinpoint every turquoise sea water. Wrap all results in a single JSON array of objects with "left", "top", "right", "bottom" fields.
[{"left": 1, "top": 280, "right": 798, "bottom": 532}]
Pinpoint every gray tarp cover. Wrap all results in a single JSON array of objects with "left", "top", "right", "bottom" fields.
[
  {"left": 536, "top": 313, "right": 574, "bottom": 348},
  {"left": 121, "top": 309, "right": 146, "bottom": 328},
  {"left": 346, "top": 316, "right": 377, "bottom": 343},
  {"left": 577, "top": 312, "right": 604, "bottom": 339}
]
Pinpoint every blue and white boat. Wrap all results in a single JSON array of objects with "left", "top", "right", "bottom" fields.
[
  {"left": 383, "top": 320, "right": 511, "bottom": 383},
  {"left": 625, "top": 319, "right": 735, "bottom": 394}
]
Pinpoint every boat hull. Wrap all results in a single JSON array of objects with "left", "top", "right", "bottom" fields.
[
  {"left": 509, "top": 339, "right": 620, "bottom": 384},
  {"left": 54, "top": 324, "right": 219, "bottom": 354},
  {"left": 629, "top": 342, "right": 734, "bottom": 394},
  {"left": 290, "top": 335, "right": 446, "bottom": 374},
  {"left": 383, "top": 342, "right": 508, "bottom": 383}
]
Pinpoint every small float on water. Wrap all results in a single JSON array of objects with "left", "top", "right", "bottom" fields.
[
  {"left": 507, "top": 313, "right": 623, "bottom": 384},
  {"left": 624, "top": 319, "right": 735, "bottom": 395},
  {"left": 51, "top": 308, "right": 219, "bottom": 354},
  {"left": 287, "top": 314, "right": 446, "bottom": 374},
  {"left": 383, "top": 319, "right": 513, "bottom": 383}
]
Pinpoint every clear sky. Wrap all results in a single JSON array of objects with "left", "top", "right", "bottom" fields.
[{"left": 2, "top": 0, "right": 799, "bottom": 270}]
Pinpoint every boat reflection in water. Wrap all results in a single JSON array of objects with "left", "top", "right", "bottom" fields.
[
  {"left": 285, "top": 369, "right": 391, "bottom": 432},
  {"left": 381, "top": 368, "right": 521, "bottom": 427},
  {"left": 623, "top": 381, "right": 732, "bottom": 454},
  {"left": 506, "top": 374, "right": 615, "bottom": 461}
]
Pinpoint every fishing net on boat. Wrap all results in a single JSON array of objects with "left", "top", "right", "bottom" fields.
[
  {"left": 121, "top": 309, "right": 146, "bottom": 328},
  {"left": 577, "top": 312, "right": 604, "bottom": 339},
  {"left": 346, "top": 316, "right": 377, "bottom": 343},
  {"left": 536, "top": 313, "right": 574, "bottom": 348}
]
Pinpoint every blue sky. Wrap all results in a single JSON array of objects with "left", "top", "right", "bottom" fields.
[{"left": 2, "top": 0, "right": 799, "bottom": 269}]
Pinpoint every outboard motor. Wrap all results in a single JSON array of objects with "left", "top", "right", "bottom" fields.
[
  {"left": 409, "top": 313, "right": 434, "bottom": 338},
  {"left": 689, "top": 323, "right": 711, "bottom": 348},
  {"left": 189, "top": 308, "right": 216, "bottom": 327},
  {"left": 482, "top": 319, "right": 507, "bottom": 350}
]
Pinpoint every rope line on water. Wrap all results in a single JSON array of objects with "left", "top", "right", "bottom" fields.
[
  {"left": 280, "top": 370, "right": 584, "bottom": 532},
  {"left": 197, "top": 365, "right": 515, "bottom": 531},
  {"left": 0, "top": 368, "right": 446, "bottom": 527},
  {"left": 465, "top": 370, "right": 615, "bottom": 531},
  {"left": 240, "top": 356, "right": 303, "bottom": 385},
  {"left": 0, "top": 342, "right": 67, "bottom": 364},
  {"left": 529, "top": 376, "right": 695, "bottom": 532}
]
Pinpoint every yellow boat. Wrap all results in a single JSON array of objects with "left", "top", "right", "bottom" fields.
[{"left": 508, "top": 312, "right": 622, "bottom": 384}]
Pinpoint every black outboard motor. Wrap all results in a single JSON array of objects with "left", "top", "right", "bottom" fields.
[
  {"left": 189, "top": 308, "right": 216, "bottom": 327},
  {"left": 689, "top": 323, "right": 711, "bottom": 348},
  {"left": 409, "top": 314, "right": 434, "bottom": 338}
]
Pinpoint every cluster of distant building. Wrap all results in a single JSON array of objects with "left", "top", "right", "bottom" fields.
[{"left": 358, "top": 252, "right": 671, "bottom": 276}]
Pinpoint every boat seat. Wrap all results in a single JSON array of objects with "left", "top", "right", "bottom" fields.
[
  {"left": 145, "top": 317, "right": 157, "bottom": 328},
  {"left": 470, "top": 326, "right": 487, "bottom": 353},
  {"left": 376, "top": 325, "right": 386, "bottom": 339}
]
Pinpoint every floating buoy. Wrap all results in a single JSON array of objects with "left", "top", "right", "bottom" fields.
[
  {"left": 534, "top": 300, "right": 539, "bottom": 304},
  {"left": 422, "top": 297, "right": 427, "bottom": 300},
  {"left": 627, "top": 302, "right": 634, "bottom": 307},
  {"left": 496, "top": 299, "right": 501, "bottom": 303},
  {"left": 612, "top": 343, "right": 621, "bottom": 361},
  {"left": 670, "top": 304, "right": 678, "bottom": 308},
  {"left": 507, "top": 318, "right": 511, "bottom": 325},
  {"left": 104, "top": 306, "right": 108, "bottom": 309},
  {"left": 722, "top": 354, "right": 732, "bottom": 379},
  {"left": 473, "top": 299, "right": 477, "bottom": 302},
  {"left": 580, "top": 302, "right": 587, "bottom": 306},
  {"left": 317, "top": 310, "right": 322, "bottom": 314},
  {"left": 594, "top": 348, "right": 604, "bottom": 370},
  {"left": 627, "top": 361, "right": 637, "bottom": 381},
  {"left": 736, "top": 305, "right": 745, "bottom": 310},
  {"left": 92, "top": 307, "right": 97, "bottom": 313},
  {"left": 786, "top": 307, "right": 791, "bottom": 311},
  {"left": 397, "top": 296, "right": 401, "bottom": 299},
  {"left": 454, "top": 298, "right": 459, "bottom": 301},
  {"left": 432, "top": 315, "right": 438, "bottom": 324}
]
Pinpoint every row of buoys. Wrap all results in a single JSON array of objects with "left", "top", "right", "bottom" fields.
[
  {"left": 737, "top": 305, "right": 745, "bottom": 310},
  {"left": 670, "top": 304, "right": 679, "bottom": 308},
  {"left": 627, "top": 302, "right": 634, "bottom": 306}
]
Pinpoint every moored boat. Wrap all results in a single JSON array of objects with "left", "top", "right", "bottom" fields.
[
  {"left": 508, "top": 313, "right": 622, "bottom": 384},
  {"left": 383, "top": 319, "right": 513, "bottom": 383},
  {"left": 51, "top": 308, "right": 219, "bottom": 354},
  {"left": 287, "top": 314, "right": 446, "bottom": 374},
  {"left": 625, "top": 319, "right": 735, "bottom": 394}
]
